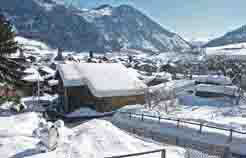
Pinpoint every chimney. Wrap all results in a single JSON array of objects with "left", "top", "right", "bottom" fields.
[
  {"left": 19, "top": 48, "right": 25, "bottom": 59},
  {"left": 89, "top": 51, "right": 94, "bottom": 59},
  {"left": 55, "top": 48, "right": 64, "bottom": 61}
]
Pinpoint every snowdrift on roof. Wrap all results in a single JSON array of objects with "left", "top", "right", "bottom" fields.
[{"left": 57, "top": 63, "right": 147, "bottom": 97}]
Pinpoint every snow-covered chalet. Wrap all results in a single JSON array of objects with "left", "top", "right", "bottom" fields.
[{"left": 56, "top": 63, "right": 147, "bottom": 112}]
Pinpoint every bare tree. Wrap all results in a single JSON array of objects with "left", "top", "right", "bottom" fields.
[{"left": 145, "top": 85, "right": 176, "bottom": 114}]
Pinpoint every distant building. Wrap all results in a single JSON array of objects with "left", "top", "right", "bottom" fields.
[{"left": 56, "top": 63, "right": 147, "bottom": 112}]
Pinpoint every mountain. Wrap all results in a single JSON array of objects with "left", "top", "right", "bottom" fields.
[
  {"left": 205, "top": 25, "right": 246, "bottom": 47},
  {"left": 0, "top": 0, "right": 190, "bottom": 52}
]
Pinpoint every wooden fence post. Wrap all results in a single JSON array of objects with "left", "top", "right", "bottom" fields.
[
  {"left": 150, "top": 130, "right": 153, "bottom": 139},
  {"left": 176, "top": 136, "right": 179, "bottom": 145},
  {"left": 161, "top": 150, "right": 166, "bottom": 158},
  {"left": 222, "top": 146, "right": 232, "bottom": 158},
  {"left": 199, "top": 123, "right": 203, "bottom": 134},
  {"left": 229, "top": 129, "right": 233, "bottom": 142},
  {"left": 177, "top": 119, "right": 180, "bottom": 128}
]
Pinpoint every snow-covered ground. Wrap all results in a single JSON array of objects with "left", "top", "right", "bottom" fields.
[
  {"left": 111, "top": 86, "right": 246, "bottom": 155},
  {"left": 0, "top": 112, "right": 41, "bottom": 137},
  {"left": 68, "top": 119, "right": 185, "bottom": 158},
  {"left": 0, "top": 112, "right": 186, "bottom": 158},
  {"left": 116, "top": 88, "right": 246, "bottom": 130},
  {"left": 112, "top": 110, "right": 246, "bottom": 155}
]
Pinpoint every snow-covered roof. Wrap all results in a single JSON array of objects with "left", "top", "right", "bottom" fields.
[
  {"left": 48, "top": 79, "right": 59, "bottom": 86},
  {"left": 193, "top": 75, "right": 232, "bottom": 85},
  {"left": 57, "top": 63, "right": 147, "bottom": 97},
  {"left": 22, "top": 67, "right": 44, "bottom": 82},
  {"left": 149, "top": 80, "right": 195, "bottom": 94},
  {"left": 40, "top": 66, "right": 56, "bottom": 75},
  {"left": 195, "top": 84, "right": 238, "bottom": 96}
]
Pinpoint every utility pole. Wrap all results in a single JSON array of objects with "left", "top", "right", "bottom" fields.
[{"left": 37, "top": 65, "right": 40, "bottom": 110}]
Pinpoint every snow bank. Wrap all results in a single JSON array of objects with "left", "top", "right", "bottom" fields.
[
  {"left": 0, "top": 112, "right": 73, "bottom": 158},
  {"left": 57, "top": 63, "right": 147, "bottom": 97},
  {"left": 0, "top": 136, "right": 39, "bottom": 158},
  {"left": 4, "top": 119, "right": 184, "bottom": 158},
  {"left": 0, "top": 112, "right": 40, "bottom": 137},
  {"left": 69, "top": 119, "right": 185, "bottom": 158}
]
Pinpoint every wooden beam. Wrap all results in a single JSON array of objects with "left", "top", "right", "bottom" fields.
[{"left": 64, "top": 87, "right": 69, "bottom": 113}]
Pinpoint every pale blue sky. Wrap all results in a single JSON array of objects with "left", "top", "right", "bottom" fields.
[{"left": 67, "top": 0, "right": 246, "bottom": 41}]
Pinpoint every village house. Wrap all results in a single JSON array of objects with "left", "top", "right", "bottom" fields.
[
  {"left": 56, "top": 63, "right": 147, "bottom": 113},
  {"left": 0, "top": 83, "right": 17, "bottom": 97},
  {"left": 21, "top": 67, "right": 44, "bottom": 96}
]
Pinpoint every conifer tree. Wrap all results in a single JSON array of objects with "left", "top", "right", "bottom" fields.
[{"left": 0, "top": 13, "right": 18, "bottom": 56}]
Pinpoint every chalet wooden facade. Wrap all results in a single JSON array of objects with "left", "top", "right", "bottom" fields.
[{"left": 56, "top": 63, "right": 147, "bottom": 113}]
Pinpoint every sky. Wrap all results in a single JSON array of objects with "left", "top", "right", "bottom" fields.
[{"left": 67, "top": 0, "right": 246, "bottom": 41}]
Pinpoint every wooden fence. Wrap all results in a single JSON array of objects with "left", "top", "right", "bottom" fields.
[
  {"left": 119, "top": 111, "right": 246, "bottom": 142},
  {"left": 104, "top": 149, "right": 166, "bottom": 158}
]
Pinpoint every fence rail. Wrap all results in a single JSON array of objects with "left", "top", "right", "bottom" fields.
[
  {"left": 104, "top": 149, "right": 166, "bottom": 158},
  {"left": 119, "top": 111, "right": 246, "bottom": 141}
]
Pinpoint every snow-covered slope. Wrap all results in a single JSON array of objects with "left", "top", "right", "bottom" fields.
[
  {"left": 205, "top": 25, "right": 246, "bottom": 47},
  {"left": 1, "top": 1, "right": 190, "bottom": 53}
]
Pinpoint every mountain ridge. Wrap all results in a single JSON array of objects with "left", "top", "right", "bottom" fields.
[
  {"left": 1, "top": 0, "right": 190, "bottom": 53},
  {"left": 205, "top": 25, "right": 246, "bottom": 47}
]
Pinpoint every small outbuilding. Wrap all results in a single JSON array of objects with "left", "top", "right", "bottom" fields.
[{"left": 56, "top": 63, "right": 147, "bottom": 112}]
